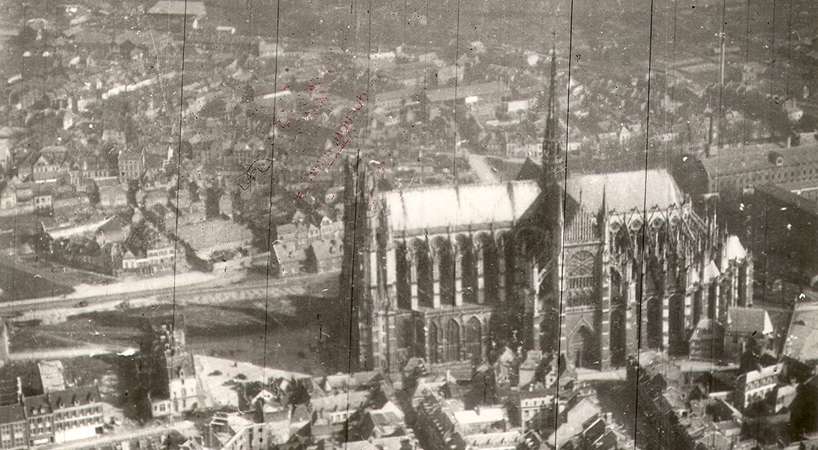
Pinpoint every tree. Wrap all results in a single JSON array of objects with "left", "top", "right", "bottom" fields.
[
  {"left": 241, "top": 82, "right": 255, "bottom": 103},
  {"left": 790, "top": 382, "right": 818, "bottom": 440}
]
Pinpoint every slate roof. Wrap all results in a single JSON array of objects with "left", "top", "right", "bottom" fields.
[
  {"left": 700, "top": 141, "right": 818, "bottom": 178},
  {"left": 518, "top": 160, "right": 686, "bottom": 212},
  {"left": 147, "top": 0, "right": 206, "bottom": 16},
  {"left": 310, "top": 239, "right": 340, "bottom": 260},
  {"left": 754, "top": 184, "right": 818, "bottom": 218},
  {"left": 37, "top": 361, "right": 66, "bottom": 393},
  {"left": 727, "top": 307, "right": 773, "bottom": 336},
  {"left": 342, "top": 436, "right": 416, "bottom": 450},
  {"left": 549, "top": 398, "right": 600, "bottom": 449},
  {"left": 566, "top": 169, "right": 685, "bottom": 212},
  {"left": 22, "top": 395, "right": 51, "bottom": 416},
  {"left": 175, "top": 219, "right": 252, "bottom": 252},
  {"left": 381, "top": 180, "right": 540, "bottom": 232},
  {"left": 310, "top": 390, "right": 368, "bottom": 414},
  {"left": 0, "top": 405, "right": 25, "bottom": 424},
  {"left": 426, "top": 81, "right": 509, "bottom": 103},
  {"left": 783, "top": 303, "right": 818, "bottom": 362},
  {"left": 722, "top": 235, "right": 747, "bottom": 263},
  {"left": 47, "top": 386, "right": 100, "bottom": 409},
  {"left": 168, "top": 353, "right": 196, "bottom": 380},
  {"left": 273, "top": 242, "right": 304, "bottom": 264}
]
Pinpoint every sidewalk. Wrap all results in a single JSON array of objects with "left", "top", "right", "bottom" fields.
[{"left": 44, "top": 420, "right": 197, "bottom": 450}]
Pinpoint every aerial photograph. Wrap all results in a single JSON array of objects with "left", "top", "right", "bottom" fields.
[{"left": 0, "top": 0, "right": 817, "bottom": 448}]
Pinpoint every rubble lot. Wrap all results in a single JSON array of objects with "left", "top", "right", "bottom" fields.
[
  {"left": 11, "top": 296, "right": 342, "bottom": 374},
  {"left": 195, "top": 355, "right": 311, "bottom": 409}
]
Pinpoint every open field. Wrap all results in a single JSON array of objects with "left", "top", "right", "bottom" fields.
[{"left": 10, "top": 292, "right": 345, "bottom": 377}]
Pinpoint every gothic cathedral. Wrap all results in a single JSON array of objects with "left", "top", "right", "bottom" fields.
[{"left": 339, "top": 49, "right": 753, "bottom": 375}]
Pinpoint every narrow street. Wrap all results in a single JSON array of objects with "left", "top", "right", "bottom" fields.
[
  {"left": 466, "top": 150, "right": 501, "bottom": 184},
  {"left": 42, "top": 420, "right": 197, "bottom": 450}
]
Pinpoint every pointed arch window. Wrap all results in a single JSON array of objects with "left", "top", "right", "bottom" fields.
[
  {"left": 567, "top": 251, "right": 596, "bottom": 306},
  {"left": 445, "top": 320, "right": 461, "bottom": 362}
]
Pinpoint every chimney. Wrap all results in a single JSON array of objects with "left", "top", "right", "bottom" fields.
[
  {"left": 786, "top": 135, "right": 792, "bottom": 148},
  {"left": 16, "top": 377, "right": 22, "bottom": 404}
]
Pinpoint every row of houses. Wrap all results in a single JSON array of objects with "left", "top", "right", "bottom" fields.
[
  {"left": 273, "top": 213, "right": 343, "bottom": 277},
  {"left": 0, "top": 359, "right": 105, "bottom": 449}
]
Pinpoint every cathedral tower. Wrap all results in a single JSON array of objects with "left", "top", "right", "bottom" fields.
[{"left": 537, "top": 45, "right": 565, "bottom": 354}]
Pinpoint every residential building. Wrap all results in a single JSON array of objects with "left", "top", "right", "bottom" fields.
[
  {"left": 0, "top": 186, "right": 16, "bottom": 211},
  {"left": 207, "top": 410, "right": 290, "bottom": 450},
  {"left": 310, "top": 390, "right": 369, "bottom": 428},
  {"left": 725, "top": 307, "right": 774, "bottom": 357},
  {"left": 0, "top": 404, "right": 26, "bottom": 449},
  {"left": 328, "top": 435, "right": 420, "bottom": 450},
  {"left": 12, "top": 386, "right": 103, "bottom": 448},
  {"left": 118, "top": 148, "right": 145, "bottom": 182},
  {"left": 783, "top": 300, "right": 818, "bottom": 366},
  {"left": 360, "top": 401, "right": 406, "bottom": 438},
  {"left": 306, "top": 239, "right": 342, "bottom": 273},
  {"left": 22, "top": 396, "right": 53, "bottom": 448},
  {"left": 146, "top": 1, "right": 206, "bottom": 30},
  {"left": 774, "top": 384, "right": 797, "bottom": 413},
  {"left": 18, "top": 150, "right": 69, "bottom": 183},
  {"left": 273, "top": 241, "right": 305, "bottom": 277},
  {"left": 36, "top": 361, "right": 65, "bottom": 394},
  {"left": 546, "top": 397, "right": 616, "bottom": 450},
  {"left": 175, "top": 219, "right": 252, "bottom": 260},
  {"left": 513, "top": 388, "right": 556, "bottom": 433},
  {"left": 734, "top": 363, "right": 783, "bottom": 411},
  {"left": 47, "top": 387, "right": 104, "bottom": 444},
  {"left": 689, "top": 319, "right": 725, "bottom": 361},
  {"left": 95, "top": 177, "right": 128, "bottom": 209},
  {"left": 121, "top": 243, "right": 175, "bottom": 275},
  {"left": 698, "top": 137, "right": 818, "bottom": 197},
  {"left": 144, "top": 322, "right": 201, "bottom": 418}
]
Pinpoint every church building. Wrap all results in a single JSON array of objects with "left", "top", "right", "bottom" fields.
[{"left": 339, "top": 49, "right": 753, "bottom": 375}]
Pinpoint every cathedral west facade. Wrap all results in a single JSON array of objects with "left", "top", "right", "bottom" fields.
[{"left": 339, "top": 52, "right": 753, "bottom": 375}]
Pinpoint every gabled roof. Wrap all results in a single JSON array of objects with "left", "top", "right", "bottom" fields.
[
  {"left": 754, "top": 184, "right": 818, "bottom": 219},
  {"left": 703, "top": 260, "right": 721, "bottom": 284},
  {"left": 727, "top": 307, "right": 773, "bottom": 336},
  {"left": 309, "top": 239, "right": 340, "bottom": 259},
  {"left": 426, "top": 81, "right": 508, "bottom": 103},
  {"left": 517, "top": 160, "right": 686, "bottom": 213},
  {"left": 97, "top": 215, "right": 129, "bottom": 235},
  {"left": 783, "top": 303, "right": 818, "bottom": 362},
  {"left": 382, "top": 180, "right": 540, "bottom": 232},
  {"left": 0, "top": 405, "right": 24, "bottom": 424},
  {"left": 566, "top": 169, "right": 685, "bottom": 212},
  {"left": 273, "top": 242, "right": 305, "bottom": 264},
  {"left": 549, "top": 398, "right": 600, "bottom": 449},
  {"left": 148, "top": 0, "right": 206, "bottom": 16},
  {"left": 47, "top": 386, "right": 100, "bottom": 409},
  {"left": 700, "top": 141, "right": 818, "bottom": 178},
  {"left": 722, "top": 235, "right": 747, "bottom": 263},
  {"left": 37, "top": 360, "right": 66, "bottom": 393},
  {"left": 23, "top": 394, "right": 51, "bottom": 415}
]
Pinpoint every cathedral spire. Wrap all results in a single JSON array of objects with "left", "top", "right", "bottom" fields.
[
  {"left": 537, "top": 40, "right": 565, "bottom": 356},
  {"left": 541, "top": 43, "right": 562, "bottom": 190}
]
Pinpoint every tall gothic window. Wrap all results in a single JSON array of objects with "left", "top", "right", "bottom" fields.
[
  {"left": 446, "top": 320, "right": 460, "bottom": 362},
  {"left": 566, "top": 251, "right": 596, "bottom": 307},
  {"left": 429, "top": 322, "right": 440, "bottom": 363},
  {"left": 465, "top": 317, "right": 482, "bottom": 364}
]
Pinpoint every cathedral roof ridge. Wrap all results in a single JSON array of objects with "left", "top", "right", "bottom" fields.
[
  {"left": 383, "top": 178, "right": 538, "bottom": 196},
  {"left": 381, "top": 181, "right": 541, "bottom": 232}
]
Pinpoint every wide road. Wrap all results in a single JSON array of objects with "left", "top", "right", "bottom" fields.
[
  {"left": 8, "top": 345, "right": 128, "bottom": 361},
  {"left": 0, "top": 270, "right": 338, "bottom": 317}
]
